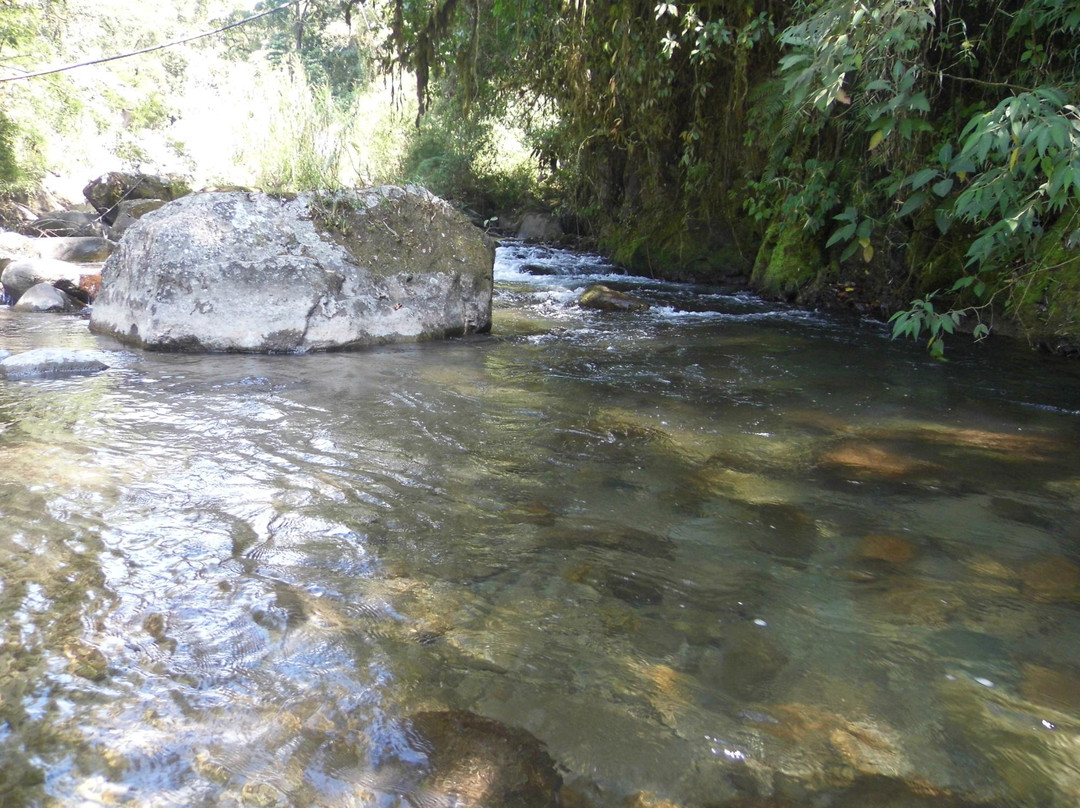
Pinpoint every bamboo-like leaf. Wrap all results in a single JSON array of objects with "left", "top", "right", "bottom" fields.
[
  {"left": 908, "top": 168, "right": 938, "bottom": 189},
  {"left": 898, "top": 191, "right": 926, "bottom": 217}
]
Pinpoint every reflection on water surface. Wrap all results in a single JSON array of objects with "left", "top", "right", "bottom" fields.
[{"left": 1, "top": 242, "right": 1079, "bottom": 807}]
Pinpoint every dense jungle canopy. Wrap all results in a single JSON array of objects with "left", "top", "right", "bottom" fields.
[{"left": 2, "top": 0, "right": 1080, "bottom": 353}]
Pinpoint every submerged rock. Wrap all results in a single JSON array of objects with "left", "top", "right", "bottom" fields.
[
  {"left": 539, "top": 520, "right": 676, "bottom": 559},
  {"left": 699, "top": 623, "right": 789, "bottom": 701},
  {"left": 62, "top": 637, "right": 108, "bottom": 681},
  {"left": 819, "top": 441, "right": 943, "bottom": 481},
  {"left": 407, "top": 709, "right": 562, "bottom": 808},
  {"left": 0, "top": 348, "right": 110, "bottom": 378},
  {"left": 855, "top": 534, "right": 918, "bottom": 565},
  {"left": 939, "top": 674, "right": 1080, "bottom": 806},
  {"left": 1020, "top": 663, "right": 1080, "bottom": 714},
  {"left": 746, "top": 703, "right": 915, "bottom": 793},
  {"left": 89, "top": 187, "right": 495, "bottom": 352},
  {"left": 1020, "top": 556, "right": 1080, "bottom": 603}
]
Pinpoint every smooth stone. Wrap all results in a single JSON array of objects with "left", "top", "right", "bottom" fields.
[
  {"left": 699, "top": 622, "right": 789, "bottom": 701},
  {"left": 0, "top": 348, "right": 110, "bottom": 378},
  {"left": 34, "top": 236, "right": 115, "bottom": 263},
  {"left": 11, "top": 282, "right": 83, "bottom": 313},
  {"left": 109, "top": 198, "right": 167, "bottom": 238},
  {"left": 1, "top": 257, "right": 83, "bottom": 302}
]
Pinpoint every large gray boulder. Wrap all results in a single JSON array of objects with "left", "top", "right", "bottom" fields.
[
  {"left": 89, "top": 187, "right": 496, "bottom": 352},
  {"left": 1, "top": 258, "right": 84, "bottom": 302}
]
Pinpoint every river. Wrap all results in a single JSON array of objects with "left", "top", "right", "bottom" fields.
[{"left": 1, "top": 242, "right": 1079, "bottom": 807}]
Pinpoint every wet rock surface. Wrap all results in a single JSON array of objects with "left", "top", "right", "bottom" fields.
[
  {"left": 579, "top": 284, "right": 651, "bottom": 312},
  {"left": 407, "top": 710, "right": 562, "bottom": 808}
]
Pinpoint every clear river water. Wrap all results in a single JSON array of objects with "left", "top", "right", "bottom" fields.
[{"left": 1, "top": 242, "right": 1079, "bottom": 808}]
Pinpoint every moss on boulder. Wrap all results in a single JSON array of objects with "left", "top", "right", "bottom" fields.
[{"left": 751, "top": 218, "right": 823, "bottom": 300}]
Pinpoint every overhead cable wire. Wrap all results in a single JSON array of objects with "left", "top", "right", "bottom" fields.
[{"left": 0, "top": 1, "right": 299, "bottom": 84}]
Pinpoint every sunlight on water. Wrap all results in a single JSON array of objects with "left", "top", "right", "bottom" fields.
[{"left": 1, "top": 245, "right": 1080, "bottom": 807}]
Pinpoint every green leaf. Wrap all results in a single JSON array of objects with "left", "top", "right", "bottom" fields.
[
  {"left": 934, "top": 208, "right": 952, "bottom": 234},
  {"left": 908, "top": 168, "right": 939, "bottom": 190},
  {"left": 907, "top": 92, "right": 930, "bottom": 113},
  {"left": 898, "top": 191, "right": 927, "bottom": 217},
  {"left": 779, "top": 53, "right": 812, "bottom": 72},
  {"left": 931, "top": 178, "right": 954, "bottom": 197},
  {"left": 948, "top": 155, "right": 977, "bottom": 175},
  {"left": 826, "top": 222, "right": 858, "bottom": 248}
]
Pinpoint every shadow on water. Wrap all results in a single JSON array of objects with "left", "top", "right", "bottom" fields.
[{"left": 1, "top": 247, "right": 1080, "bottom": 807}]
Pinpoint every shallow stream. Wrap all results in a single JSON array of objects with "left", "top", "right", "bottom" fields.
[{"left": 1, "top": 243, "right": 1079, "bottom": 807}]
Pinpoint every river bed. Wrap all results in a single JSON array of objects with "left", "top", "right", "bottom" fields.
[{"left": 1, "top": 242, "right": 1079, "bottom": 807}]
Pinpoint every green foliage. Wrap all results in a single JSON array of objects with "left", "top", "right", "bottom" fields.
[
  {"left": 222, "top": 0, "right": 370, "bottom": 99},
  {"left": 398, "top": 92, "right": 540, "bottom": 216},
  {"left": 250, "top": 62, "right": 346, "bottom": 193},
  {"left": 760, "top": 0, "right": 1080, "bottom": 352},
  {"left": 0, "top": 110, "right": 20, "bottom": 190},
  {"left": 889, "top": 291, "right": 989, "bottom": 360}
]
